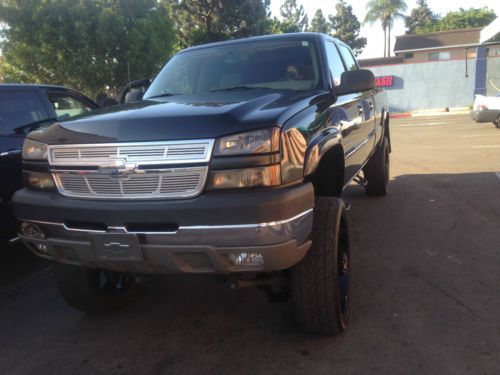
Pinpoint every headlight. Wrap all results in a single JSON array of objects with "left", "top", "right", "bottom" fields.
[
  {"left": 22, "top": 139, "right": 48, "bottom": 160},
  {"left": 214, "top": 128, "right": 279, "bottom": 156},
  {"left": 23, "top": 172, "right": 56, "bottom": 191},
  {"left": 208, "top": 165, "right": 281, "bottom": 190}
]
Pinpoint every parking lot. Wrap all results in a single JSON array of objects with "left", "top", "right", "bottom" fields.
[{"left": 0, "top": 113, "right": 498, "bottom": 375}]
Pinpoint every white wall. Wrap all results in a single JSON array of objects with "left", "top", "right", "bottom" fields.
[{"left": 368, "top": 60, "right": 476, "bottom": 113}]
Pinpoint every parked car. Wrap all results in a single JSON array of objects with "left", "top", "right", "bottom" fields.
[
  {"left": 13, "top": 33, "right": 390, "bottom": 334},
  {"left": 471, "top": 94, "right": 500, "bottom": 127},
  {"left": 0, "top": 84, "right": 98, "bottom": 239}
]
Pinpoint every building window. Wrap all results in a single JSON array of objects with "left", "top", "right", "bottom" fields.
[
  {"left": 404, "top": 52, "right": 414, "bottom": 59},
  {"left": 467, "top": 51, "right": 477, "bottom": 59},
  {"left": 429, "top": 52, "right": 450, "bottom": 61},
  {"left": 487, "top": 47, "right": 500, "bottom": 57}
]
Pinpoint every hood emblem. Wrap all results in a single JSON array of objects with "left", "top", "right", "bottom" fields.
[{"left": 99, "top": 157, "right": 137, "bottom": 179}]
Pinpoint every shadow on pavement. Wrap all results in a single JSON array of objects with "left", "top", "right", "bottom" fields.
[
  {"left": 0, "top": 171, "right": 498, "bottom": 374},
  {"left": 0, "top": 240, "right": 49, "bottom": 289}
]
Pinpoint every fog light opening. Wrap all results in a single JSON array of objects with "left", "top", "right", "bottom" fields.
[
  {"left": 35, "top": 243, "right": 48, "bottom": 254},
  {"left": 20, "top": 222, "right": 46, "bottom": 240},
  {"left": 227, "top": 252, "right": 264, "bottom": 266}
]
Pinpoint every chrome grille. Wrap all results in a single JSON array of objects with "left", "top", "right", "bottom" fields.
[
  {"left": 48, "top": 140, "right": 214, "bottom": 166},
  {"left": 53, "top": 168, "right": 208, "bottom": 199}
]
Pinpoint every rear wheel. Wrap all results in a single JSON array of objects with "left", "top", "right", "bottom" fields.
[
  {"left": 495, "top": 114, "right": 500, "bottom": 128},
  {"left": 290, "top": 197, "right": 350, "bottom": 335},
  {"left": 363, "top": 137, "right": 390, "bottom": 196},
  {"left": 54, "top": 263, "right": 138, "bottom": 313}
]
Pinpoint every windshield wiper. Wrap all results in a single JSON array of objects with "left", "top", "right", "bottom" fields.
[
  {"left": 210, "top": 86, "right": 272, "bottom": 92},
  {"left": 147, "top": 92, "right": 182, "bottom": 99}
]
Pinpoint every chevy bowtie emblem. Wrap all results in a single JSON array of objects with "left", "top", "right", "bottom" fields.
[{"left": 98, "top": 157, "right": 137, "bottom": 179}]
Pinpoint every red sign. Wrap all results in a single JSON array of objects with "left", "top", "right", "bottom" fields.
[{"left": 375, "top": 75, "right": 394, "bottom": 87}]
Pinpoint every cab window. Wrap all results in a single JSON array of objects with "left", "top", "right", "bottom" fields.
[
  {"left": 337, "top": 44, "right": 358, "bottom": 71},
  {"left": 48, "top": 94, "right": 93, "bottom": 121},
  {"left": 324, "top": 42, "right": 346, "bottom": 86}
]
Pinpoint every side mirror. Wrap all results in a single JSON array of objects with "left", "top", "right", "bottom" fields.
[
  {"left": 334, "top": 69, "right": 375, "bottom": 96},
  {"left": 119, "top": 78, "right": 152, "bottom": 104}
]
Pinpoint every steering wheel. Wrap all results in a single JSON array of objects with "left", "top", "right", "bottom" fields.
[{"left": 280, "top": 73, "right": 301, "bottom": 81}]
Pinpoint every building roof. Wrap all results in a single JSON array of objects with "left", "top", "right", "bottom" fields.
[
  {"left": 394, "top": 27, "right": 483, "bottom": 53},
  {"left": 480, "top": 17, "right": 500, "bottom": 44},
  {"left": 358, "top": 56, "right": 404, "bottom": 68}
]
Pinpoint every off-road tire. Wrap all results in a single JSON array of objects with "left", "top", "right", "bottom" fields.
[
  {"left": 54, "top": 263, "right": 138, "bottom": 313},
  {"left": 290, "top": 197, "right": 351, "bottom": 335},
  {"left": 364, "top": 137, "right": 390, "bottom": 196}
]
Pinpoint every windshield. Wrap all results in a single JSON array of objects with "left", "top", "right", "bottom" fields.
[{"left": 144, "top": 39, "right": 322, "bottom": 99}]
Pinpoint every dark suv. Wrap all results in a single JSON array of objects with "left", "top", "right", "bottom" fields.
[{"left": 0, "top": 84, "right": 98, "bottom": 239}]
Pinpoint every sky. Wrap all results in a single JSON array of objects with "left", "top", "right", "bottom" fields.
[{"left": 269, "top": 0, "right": 500, "bottom": 59}]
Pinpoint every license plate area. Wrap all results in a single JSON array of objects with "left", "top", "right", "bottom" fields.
[{"left": 91, "top": 233, "right": 143, "bottom": 262}]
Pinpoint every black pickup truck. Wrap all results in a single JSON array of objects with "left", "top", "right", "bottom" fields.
[{"left": 13, "top": 33, "right": 390, "bottom": 334}]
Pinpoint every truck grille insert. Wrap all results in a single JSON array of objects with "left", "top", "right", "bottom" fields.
[
  {"left": 53, "top": 168, "right": 208, "bottom": 199},
  {"left": 47, "top": 140, "right": 214, "bottom": 199},
  {"left": 49, "top": 140, "right": 214, "bottom": 166}
]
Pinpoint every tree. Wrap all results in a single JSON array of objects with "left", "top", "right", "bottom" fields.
[
  {"left": 418, "top": 7, "right": 496, "bottom": 33},
  {"left": 405, "top": 0, "right": 438, "bottom": 34},
  {"left": 364, "top": 0, "right": 407, "bottom": 57},
  {"left": 0, "top": 0, "right": 175, "bottom": 98},
  {"left": 280, "top": 0, "right": 308, "bottom": 32},
  {"left": 269, "top": 17, "right": 301, "bottom": 34},
  {"left": 166, "top": 0, "right": 270, "bottom": 48},
  {"left": 309, "top": 9, "right": 330, "bottom": 34},
  {"left": 329, "top": 0, "right": 367, "bottom": 56}
]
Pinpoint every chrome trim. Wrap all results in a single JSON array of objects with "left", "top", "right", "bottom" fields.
[
  {"left": 47, "top": 139, "right": 215, "bottom": 166},
  {"left": 345, "top": 138, "right": 368, "bottom": 160},
  {"left": 181, "top": 209, "right": 314, "bottom": 230},
  {"left": 19, "top": 208, "right": 313, "bottom": 234},
  {"left": 63, "top": 224, "right": 106, "bottom": 233}
]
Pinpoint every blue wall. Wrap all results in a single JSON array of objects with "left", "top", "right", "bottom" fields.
[{"left": 368, "top": 59, "right": 476, "bottom": 113}]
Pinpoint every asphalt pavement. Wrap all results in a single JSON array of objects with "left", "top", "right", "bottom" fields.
[{"left": 0, "top": 114, "right": 498, "bottom": 375}]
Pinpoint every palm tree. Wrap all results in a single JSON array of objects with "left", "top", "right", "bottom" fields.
[{"left": 364, "top": 0, "right": 407, "bottom": 57}]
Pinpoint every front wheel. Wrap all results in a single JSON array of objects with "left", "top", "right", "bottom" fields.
[
  {"left": 54, "top": 263, "right": 138, "bottom": 313},
  {"left": 495, "top": 114, "right": 500, "bottom": 129},
  {"left": 290, "top": 197, "right": 351, "bottom": 335}
]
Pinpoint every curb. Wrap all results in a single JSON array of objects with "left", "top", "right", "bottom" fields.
[
  {"left": 390, "top": 113, "right": 412, "bottom": 119},
  {"left": 390, "top": 110, "right": 471, "bottom": 119}
]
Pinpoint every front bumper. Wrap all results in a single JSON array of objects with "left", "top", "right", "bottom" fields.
[
  {"left": 471, "top": 109, "right": 499, "bottom": 122},
  {"left": 13, "top": 184, "right": 314, "bottom": 274}
]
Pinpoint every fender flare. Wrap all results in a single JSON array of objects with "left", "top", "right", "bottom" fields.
[
  {"left": 303, "top": 127, "right": 343, "bottom": 177},
  {"left": 381, "top": 105, "right": 391, "bottom": 153}
]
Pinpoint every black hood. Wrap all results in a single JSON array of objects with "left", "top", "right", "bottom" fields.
[{"left": 28, "top": 91, "right": 326, "bottom": 145}]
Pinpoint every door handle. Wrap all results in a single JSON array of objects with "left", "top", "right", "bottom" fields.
[
  {"left": 0, "top": 149, "right": 21, "bottom": 157},
  {"left": 369, "top": 102, "right": 374, "bottom": 111}
]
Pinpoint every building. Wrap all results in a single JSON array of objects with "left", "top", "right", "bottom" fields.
[
  {"left": 358, "top": 20, "right": 500, "bottom": 113},
  {"left": 393, "top": 28, "right": 482, "bottom": 63}
]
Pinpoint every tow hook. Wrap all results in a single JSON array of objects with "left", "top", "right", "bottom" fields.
[
  {"left": 353, "top": 175, "right": 368, "bottom": 187},
  {"left": 344, "top": 201, "right": 352, "bottom": 212}
]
